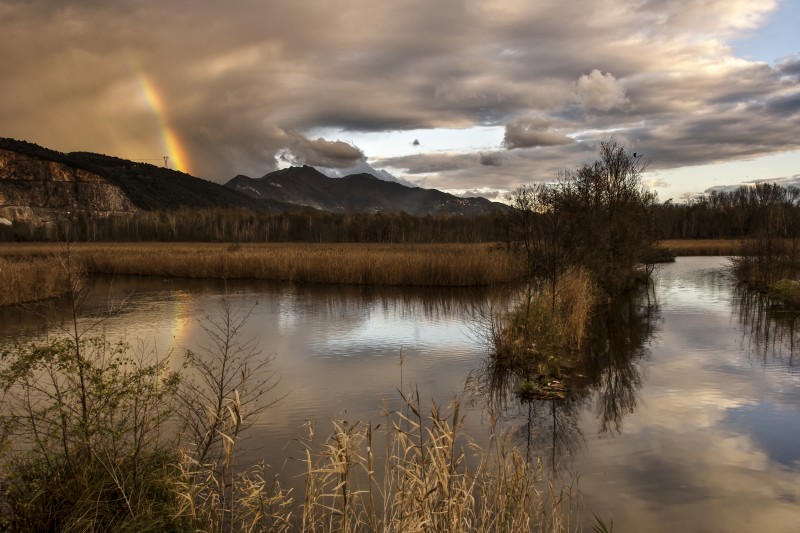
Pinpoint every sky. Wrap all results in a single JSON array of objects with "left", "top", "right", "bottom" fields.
[{"left": 1, "top": 0, "right": 798, "bottom": 202}]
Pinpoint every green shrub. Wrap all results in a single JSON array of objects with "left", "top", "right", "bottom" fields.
[{"left": 767, "top": 279, "right": 800, "bottom": 307}]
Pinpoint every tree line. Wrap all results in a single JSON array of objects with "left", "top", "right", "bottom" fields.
[
  {"left": 3, "top": 161, "right": 799, "bottom": 247},
  {"left": 651, "top": 185, "right": 800, "bottom": 240},
  {"left": 1, "top": 208, "right": 507, "bottom": 243}
]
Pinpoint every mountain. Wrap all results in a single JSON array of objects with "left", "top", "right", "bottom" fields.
[
  {"left": 226, "top": 166, "right": 509, "bottom": 216},
  {"left": 0, "top": 137, "right": 293, "bottom": 223},
  {"left": 0, "top": 146, "right": 139, "bottom": 225},
  {"left": 0, "top": 137, "right": 507, "bottom": 226}
]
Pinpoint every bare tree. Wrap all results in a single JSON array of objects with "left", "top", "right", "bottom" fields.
[{"left": 179, "top": 298, "right": 283, "bottom": 466}]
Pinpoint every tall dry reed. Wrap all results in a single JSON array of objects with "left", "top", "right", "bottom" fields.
[
  {"left": 492, "top": 268, "right": 596, "bottom": 372},
  {"left": 656, "top": 239, "right": 743, "bottom": 256},
  {"left": 0, "top": 256, "right": 72, "bottom": 305},
  {"left": 1, "top": 243, "right": 526, "bottom": 305},
  {"left": 174, "top": 388, "right": 578, "bottom": 532}
]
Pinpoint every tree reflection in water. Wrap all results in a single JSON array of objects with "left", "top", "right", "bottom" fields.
[
  {"left": 735, "top": 287, "right": 798, "bottom": 371},
  {"left": 479, "top": 283, "right": 660, "bottom": 469}
]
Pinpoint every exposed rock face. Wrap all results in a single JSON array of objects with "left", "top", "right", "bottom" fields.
[{"left": 0, "top": 148, "right": 138, "bottom": 224}]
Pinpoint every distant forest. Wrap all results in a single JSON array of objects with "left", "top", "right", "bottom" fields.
[{"left": 3, "top": 183, "right": 799, "bottom": 244}]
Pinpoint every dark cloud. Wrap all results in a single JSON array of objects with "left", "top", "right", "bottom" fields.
[
  {"left": 766, "top": 92, "right": 800, "bottom": 117},
  {"left": 503, "top": 117, "right": 574, "bottom": 149},
  {"left": 0, "top": 0, "right": 796, "bottom": 198},
  {"left": 285, "top": 133, "right": 364, "bottom": 168},
  {"left": 479, "top": 152, "right": 503, "bottom": 166}
]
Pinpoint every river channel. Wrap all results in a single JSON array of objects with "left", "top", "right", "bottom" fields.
[{"left": 1, "top": 256, "right": 798, "bottom": 531}]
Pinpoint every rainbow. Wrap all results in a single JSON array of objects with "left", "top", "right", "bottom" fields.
[{"left": 134, "top": 71, "right": 192, "bottom": 175}]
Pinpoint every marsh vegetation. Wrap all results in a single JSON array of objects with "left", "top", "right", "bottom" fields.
[
  {"left": 493, "top": 141, "right": 659, "bottom": 399},
  {"left": 0, "top": 266, "right": 577, "bottom": 531},
  {"left": 0, "top": 242, "right": 526, "bottom": 306}
]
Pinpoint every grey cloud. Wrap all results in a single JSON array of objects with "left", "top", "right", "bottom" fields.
[
  {"left": 647, "top": 179, "right": 670, "bottom": 189},
  {"left": 377, "top": 152, "right": 478, "bottom": 174},
  {"left": 479, "top": 152, "right": 503, "bottom": 166},
  {"left": 450, "top": 188, "right": 506, "bottom": 200},
  {"left": 777, "top": 55, "right": 800, "bottom": 78},
  {"left": 285, "top": 133, "right": 364, "bottom": 168},
  {"left": 379, "top": 142, "right": 589, "bottom": 195},
  {"left": 320, "top": 161, "right": 414, "bottom": 186},
  {"left": 1, "top": 0, "right": 798, "bottom": 195},
  {"left": 705, "top": 174, "right": 800, "bottom": 194},
  {"left": 766, "top": 93, "right": 800, "bottom": 116},
  {"left": 503, "top": 118, "right": 574, "bottom": 149},
  {"left": 576, "top": 69, "right": 628, "bottom": 111}
]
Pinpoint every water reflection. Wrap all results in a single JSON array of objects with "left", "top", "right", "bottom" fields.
[
  {"left": 585, "top": 288, "right": 659, "bottom": 435},
  {"left": 481, "top": 283, "right": 660, "bottom": 468},
  {"left": 735, "top": 288, "right": 798, "bottom": 372},
  {"left": 2, "top": 259, "right": 800, "bottom": 530}
]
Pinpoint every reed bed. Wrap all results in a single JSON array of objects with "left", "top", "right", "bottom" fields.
[
  {"left": 175, "top": 390, "right": 578, "bottom": 533},
  {"left": 0, "top": 256, "right": 72, "bottom": 305},
  {"left": 489, "top": 269, "right": 597, "bottom": 400},
  {"left": 656, "top": 239, "right": 743, "bottom": 256},
  {"left": 0, "top": 243, "right": 525, "bottom": 305},
  {"left": 493, "top": 269, "right": 596, "bottom": 364}
]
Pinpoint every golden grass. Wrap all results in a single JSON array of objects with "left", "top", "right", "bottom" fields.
[
  {"left": 0, "top": 256, "right": 71, "bottom": 305},
  {"left": 175, "top": 389, "right": 577, "bottom": 532},
  {"left": 656, "top": 239, "right": 743, "bottom": 256},
  {"left": 0, "top": 243, "right": 526, "bottom": 306},
  {"left": 491, "top": 269, "right": 597, "bottom": 386}
]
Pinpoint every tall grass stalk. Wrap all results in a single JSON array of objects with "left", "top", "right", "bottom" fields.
[{"left": 177, "top": 387, "right": 578, "bottom": 532}]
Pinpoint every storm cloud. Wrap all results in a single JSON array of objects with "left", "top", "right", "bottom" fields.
[{"left": 1, "top": 0, "right": 797, "bottom": 198}]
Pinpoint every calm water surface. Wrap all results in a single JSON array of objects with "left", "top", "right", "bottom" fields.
[{"left": 1, "top": 257, "right": 798, "bottom": 531}]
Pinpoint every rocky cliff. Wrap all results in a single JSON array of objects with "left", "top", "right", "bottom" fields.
[{"left": 0, "top": 148, "right": 139, "bottom": 224}]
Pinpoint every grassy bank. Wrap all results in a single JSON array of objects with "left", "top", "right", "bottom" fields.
[
  {"left": 656, "top": 239, "right": 743, "bottom": 256},
  {"left": 0, "top": 256, "right": 72, "bottom": 305},
  {"left": 1, "top": 239, "right": 754, "bottom": 308},
  {"left": 0, "top": 302, "right": 577, "bottom": 531},
  {"left": 490, "top": 269, "right": 597, "bottom": 400},
  {"left": 0, "top": 242, "right": 526, "bottom": 306}
]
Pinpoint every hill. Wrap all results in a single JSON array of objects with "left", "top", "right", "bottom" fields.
[
  {"left": 226, "top": 166, "right": 508, "bottom": 216},
  {"left": 0, "top": 137, "right": 292, "bottom": 217}
]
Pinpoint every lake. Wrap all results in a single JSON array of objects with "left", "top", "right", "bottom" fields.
[{"left": 1, "top": 256, "right": 798, "bottom": 531}]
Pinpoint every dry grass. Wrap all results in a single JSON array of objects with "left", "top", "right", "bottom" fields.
[
  {"left": 493, "top": 269, "right": 596, "bottom": 363},
  {"left": 0, "top": 256, "right": 72, "bottom": 305},
  {"left": 0, "top": 243, "right": 526, "bottom": 306},
  {"left": 489, "top": 269, "right": 597, "bottom": 400},
  {"left": 175, "top": 389, "right": 578, "bottom": 533},
  {"left": 656, "top": 239, "right": 743, "bottom": 256}
]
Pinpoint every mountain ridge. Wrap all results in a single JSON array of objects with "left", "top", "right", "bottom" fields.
[
  {"left": 226, "top": 165, "right": 508, "bottom": 216},
  {"left": 0, "top": 137, "right": 295, "bottom": 216},
  {"left": 0, "top": 137, "right": 508, "bottom": 223}
]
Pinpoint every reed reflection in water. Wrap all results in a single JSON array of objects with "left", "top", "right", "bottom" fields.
[
  {"left": 1, "top": 258, "right": 799, "bottom": 530},
  {"left": 735, "top": 287, "right": 799, "bottom": 372},
  {"left": 480, "top": 282, "right": 660, "bottom": 469}
]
